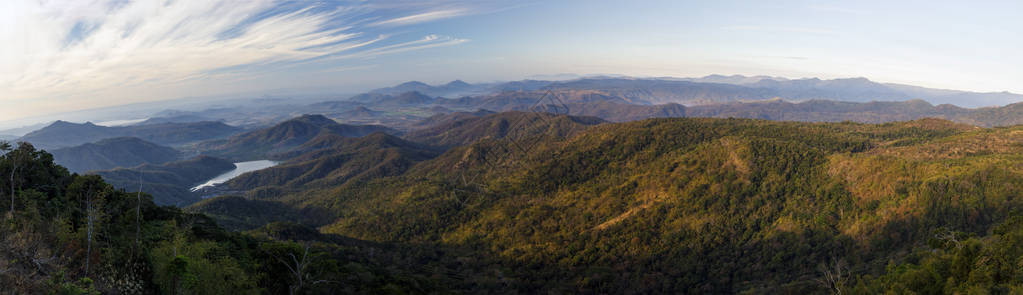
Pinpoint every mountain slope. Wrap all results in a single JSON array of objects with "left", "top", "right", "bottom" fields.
[
  {"left": 198, "top": 114, "right": 397, "bottom": 161},
  {"left": 370, "top": 80, "right": 486, "bottom": 97},
  {"left": 49, "top": 137, "right": 181, "bottom": 173},
  {"left": 225, "top": 132, "right": 439, "bottom": 193},
  {"left": 191, "top": 113, "right": 1023, "bottom": 293},
  {"left": 19, "top": 120, "right": 241, "bottom": 149},
  {"left": 92, "top": 155, "right": 236, "bottom": 206},
  {"left": 404, "top": 111, "right": 604, "bottom": 148},
  {"left": 0, "top": 142, "right": 463, "bottom": 294}
]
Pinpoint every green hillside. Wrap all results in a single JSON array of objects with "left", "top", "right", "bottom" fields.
[
  {"left": 7, "top": 113, "right": 1023, "bottom": 293},
  {"left": 50, "top": 137, "right": 181, "bottom": 173},
  {"left": 194, "top": 114, "right": 1023, "bottom": 293},
  {"left": 0, "top": 142, "right": 483, "bottom": 294},
  {"left": 91, "top": 156, "right": 236, "bottom": 206}
]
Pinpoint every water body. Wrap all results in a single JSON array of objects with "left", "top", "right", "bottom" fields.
[
  {"left": 190, "top": 160, "right": 277, "bottom": 192},
  {"left": 94, "top": 118, "right": 149, "bottom": 126}
]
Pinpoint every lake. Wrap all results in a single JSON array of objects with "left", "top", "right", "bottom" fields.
[{"left": 190, "top": 160, "right": 278, "bottom": 192}]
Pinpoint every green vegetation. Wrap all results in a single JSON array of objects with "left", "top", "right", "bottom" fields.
[
  {"left": 196, "top": 113, "right": 1023, "bottom": 293},
  {"left": 92, "top": 156, "right": 236, "bottom": 206},
  {"left": 0, "top": 142, "right": 455, "bottom": 294},
  {"left": 50, "top": 137, "right": 181, "bottom": 173},
  {"left": 198, "top": 114, "right": 397, "bottom": 162},
  {"left": 7, "top": 111, "right": 1023, "bottom": 293}
]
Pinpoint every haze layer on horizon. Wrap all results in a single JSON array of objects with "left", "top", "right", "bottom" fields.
[{"left": 3, "top": 0, "right": 1022, "bottom": 121}]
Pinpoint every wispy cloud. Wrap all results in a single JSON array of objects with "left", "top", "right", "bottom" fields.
[
  {"left": 722, "top": 25, "right": 838, "bottom": 35},
  {"left": 0, "top": 0, "right": 480, "bottom": 119},
  {"left": 808, "top": 5, "right": 872, "bottom": 16},
  {"left": 372, "top": 9, "right": 469, "bottom": 26}
]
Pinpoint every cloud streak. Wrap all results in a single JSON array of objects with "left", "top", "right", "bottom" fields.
[
  {"left": 721, "top": 25, "right": 838, "bottom": 35},
  {"left": 0, "top": 0, "right": 477, "bottom": 119},
  {"left": 372, "top": 9, "right": 468, "bottom": 26}
]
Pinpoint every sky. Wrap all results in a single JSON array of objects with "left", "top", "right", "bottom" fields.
[{"left": 2, "top": 0, "right": 1023, "bottom": 121}]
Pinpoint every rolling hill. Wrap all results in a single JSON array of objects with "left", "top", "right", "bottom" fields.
[
  {"left": 188, "top": 112, "right": 1023, "bottom": 293},
  {"left": 49, "top": 137, "right": 181, "bottom": 173},
  {"left": 19, "top": 120, "right": 241, "bottom": 150},
  {"left": 403, "top": 111, "right": 604, "bottom": 148},
  {"left": 197, "top": 114, "right": 398, "bottom": 161},
  {"left": 92, "top": 155, "right": 236, "bottom": 206}
]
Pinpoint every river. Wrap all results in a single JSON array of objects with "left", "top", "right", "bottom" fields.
[{"left": 190, "top": 160, "right": 278, "bottom": 192}]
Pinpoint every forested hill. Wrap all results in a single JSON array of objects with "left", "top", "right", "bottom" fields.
[
  {"left": 198, "top": 114, "right": 397, "bottom": 161},
  {"left": 0, "top": 141, "right": 501, "bottom": 293},
  {"left": 189, "top": 114, "right": 1023, "bottom": 293},
  {"left": 18, "top": 120, "right": 241, "bottom": 150},
  {"left": 5, "top": 113, "right": 1023, "bottom": 293},
  {"left": 49, "top": 137, "right": 181, "bottom": 173}
]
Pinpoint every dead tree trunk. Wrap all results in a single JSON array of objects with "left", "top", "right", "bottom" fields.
[
  {"left": 9, "top": 154, "right": 17, "bottom": 217},
  {"left": 267, "top": 242, "right": 329, "bottom": 295},
  {"left": 136, "top": 172, "right": 143, "bottom": 248}
]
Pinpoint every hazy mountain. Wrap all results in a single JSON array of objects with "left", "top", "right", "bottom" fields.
[
  {"left": 305, "top": 100, "right": 362, "bottom": 112},
  {"left": 198, "top": 114, "right": 398, "bottom": 161},
  {"left": 0, "top": 121, "right": 51, "bottom": 137},
  {"left": 680, "top": 75, "right": 1023, "bottom": 107},
  {"left": 369, "top": 80, "right": 488, "bottom": 97},
  {"left": 19, "top": 120, "right": 242, "bottom": 150},
  {"left": 885, "top": 83, "right": 1023, "bottom": 107},
  {"left": 546, "top": 78, "right": 777, "bottom": 105},
  {"left": 139, "top": 114, "right": 215, "bottom": 125},
  {"left": 563, "top": 101, "right": 687, "bottom": 122},
  {"left": 92, "top": 155, "right": 236, "bottom": 206},
  {"left": 679, "top": 74, "right": 789, "bottom": 84},
  {"left": 336, "top": 106, "right": 382, "bottom": 118},
  {"left": 410, "top": 109, "right": 497, "bottom": 129},
  {"left": 50, "top": 137, "right": 181, "bottom": 173},
  {"left": 404, "top": 111, "right": 604, "bottom": 148}
]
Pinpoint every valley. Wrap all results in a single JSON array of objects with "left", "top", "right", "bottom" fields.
[
  {"left": 5, "top": 76, "right": 1023, "bottom": 293},
  {"left": 8, "top": 2, "right": 1022, "bottom": 293}
]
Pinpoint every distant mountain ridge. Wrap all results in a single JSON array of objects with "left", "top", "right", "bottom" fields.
[
  {"left": 19, "top": 120, "right": 241, "bottom": 150},
  {"left": 50, "top": 137, "right": 181, "bottom": 173},
  {"left": 198, "top": 114, "right": 399, "bottom": 161},
  {"left": 370, "top": 80, "right": 487, "bottom": 97},
  {"left": 367, "top": 75, "right": 1023, "bottom": 109}
]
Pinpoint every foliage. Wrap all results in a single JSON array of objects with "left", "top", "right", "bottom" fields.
[{"left": 0, "top": 141, "right": 437, "bottom": 294}]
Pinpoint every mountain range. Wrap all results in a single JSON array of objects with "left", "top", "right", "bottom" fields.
[
  {"left": 7, "top": 98, "right": 1023, "bottom": 292},
  {"left": 174, "top": 111, "right": 1023, "bottom": 292},
  {"left": 18, "top": 120, "right": 242, "bottom": 149},
  {"left": 366, "top": 75, "right": 1023, "bottom": 107}
]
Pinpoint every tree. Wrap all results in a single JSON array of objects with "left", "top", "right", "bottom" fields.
[
  {"left": 265, "top": 242, "right": 330, "bottom": 295},
  {"left": 0, "top": 141, "right": 9, "bottom": 218},
  {"left": 68, "top": 175, "right": 107, "bottom": 276},
  {"left": 815, "top": 257, "right": 849, "bottom": 295},
  {"left": 3, "top": 142, "right": 19, "bottom": 218},
  {"left": 136, "top": 171, "right": 143, "bottom": 249}
]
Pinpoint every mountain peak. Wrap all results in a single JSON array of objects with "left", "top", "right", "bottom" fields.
[
  {"left": 445, "top": 80, "right": 470, "bottom": 87},
  {"left": 289, "top": 114, "right": 337, "bottom": 126},
  {"left": 397, "top": 81, "right": 429, "bottom": 87}
]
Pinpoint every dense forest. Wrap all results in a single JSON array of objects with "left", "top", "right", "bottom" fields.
[
  {"left": 0, "top": 142, "right": 480, "bottom": 294},
  {"left": 4, "top": 113, "right": 1023, "bottom": 293}
]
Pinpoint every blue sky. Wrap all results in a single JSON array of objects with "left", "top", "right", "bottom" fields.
[{"left": 2, "top": 0, "right": 1022, "bottom": 120}]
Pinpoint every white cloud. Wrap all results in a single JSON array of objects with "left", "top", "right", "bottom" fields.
[
  {"left": 722, "top": 25, "right": 838, "bottom": 35},
  {"left": 372, "top": 9, "right": 468, "bottom": 27},
  {"left": 0, "top": 0, "right": 474, "bottom": 120}
]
